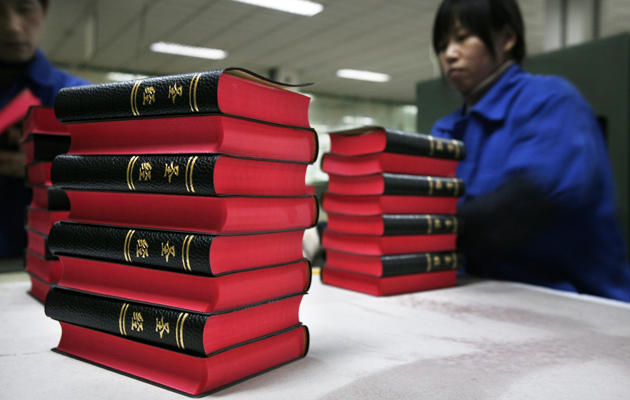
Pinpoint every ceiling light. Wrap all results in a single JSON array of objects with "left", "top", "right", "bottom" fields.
[
  {"left": 232, "top": 0, "right": 323, "bottom": 16},
  {"left": 150, "top": 42, "right": 228, "bottom": 60},
  {"left": 336, "top": 69, "right": 390, "bottom": 82},
  {"left": 106, "top": 72, "right": 150, "bottom": 82}
]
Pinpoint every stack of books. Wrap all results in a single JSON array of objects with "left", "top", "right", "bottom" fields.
[
  {"left": 22, "top": 106, "right": 71, "bottom": 302},
  {"left": 43, "top": 68, "right": 318, "bottom": 396},
  {"left": 320, "top": 126, "right": 466, "bottom": 296}
]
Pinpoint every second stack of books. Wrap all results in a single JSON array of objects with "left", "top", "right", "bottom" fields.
[
  {"left": 320, "top": 126, "right": 466, "bottom": 296},
  {"left": 44, "top": 68, "right": 318, "bottom": 396}
]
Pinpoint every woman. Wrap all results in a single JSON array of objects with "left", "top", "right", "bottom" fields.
[{"left": 430, "top": 0, "right": 630, "bottom": 301}]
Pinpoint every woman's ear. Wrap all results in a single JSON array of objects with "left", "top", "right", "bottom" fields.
[{"left": 500, "top": 25, "right": 517, "bottom": 54}]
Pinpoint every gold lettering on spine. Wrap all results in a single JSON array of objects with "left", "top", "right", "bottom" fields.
[
  {"left": 454, "top": 179, "right": 460, "bottom": 196},
  {"left": 453, "top": 252, "right": 459, "bottom": 269},
  {"left": 119, "top": 303, "right": 130, "bottom": 335},
  {"left": 428, "top": 136, "right": 435, "bottom": 156},
  {"left": 175, "top": 313, "right": 188, "bottom": 350},
  {"left": 189, "top": 74, "right": 202, "bottom": 112},
  {"left": 452, "top": 216, "right": 458, "bottom": 233},
  {"left": 427, "top": 215, "right": 433, "bottom": 234},
  {"left": 126, "top": 156, "right": 139, "bottom": 190},
  {"left": 452, "top": 140, "right": 460, "bottom": 159},
  {"left": 427, "top": 177, "right": 434, "bottom": 195},
  {"left": 131, "top": 81, "right": 143, "bottom": 116},
  {"left": 185, "top": 156, "right": 198, "bottom": 193},
  {"left": 124, "top": 230, "right": 136, "bottom": 262},
  {"left": 181, "top": 235, "right": 193, "bottom": 271},
  {"left": 426, "top": 253, "right": 432, "bottom": 272}
]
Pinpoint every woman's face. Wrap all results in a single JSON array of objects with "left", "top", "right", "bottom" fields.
[{"left": 437, "top": 21, "right": 512, "bottom": 96}]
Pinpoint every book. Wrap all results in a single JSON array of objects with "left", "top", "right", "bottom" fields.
[
  {"left": 26, "top": 228, "right": 56, "bottom": 260},
  {"left": 25, "top": 249, "right": 62, "bottom": 282},
  {"left": 54, "top": 68, "right": 311, "bottom": 128},
  {"left": 51, "top": 154, "right": 307, "bottom": 197},
  {"left": 328, "top": 126, "right": 465, "bottom": 159},
  {"left": 21, "top": 106, "right": 69, "bottom": 140},
  {"left": 53, "top": 323, "right": 309, "bottom": 396},
  {"left": 24, "top": 134, "right": 71, "bottom": 163},
  {"left": 27, "top": 271, "right": 50, "bottom": 303},
  {"left": 29, "top": 186, "right": 70, "bottom": 210},
  {"left": 327, "top": 173, "right": 465, "bottom": 196},
  {"left": 49, "top": 222, "right": 305, "bottom": 276},
  {"left": 45, "top": 286, "right": 304, "bottom": 356},
  {"left": 25, "top": 162, "right": 53, "bottom": 186},
  {"left": 325, "top": 249, "right": 463, "bottom": 277},
  {"left": 26, "top": 207, "right": 70, "bottom": 236},
  {"left": 321, "top": 152, "right": 458, "bottom": 177},
  {"left": 63, "top": 191, "right": 318, "bottom": 234},
  {"left": 322, "top": 193, "right": 459, "bottom": 216},
  {"left": 326, "top": 213, "right": 462, "bottom": 236},
  {"left": 62, "top": 114, "right": 318, "bottom": 163},
  {"left": 56, "top": 256, "right": 311, "bottom": 313},
  {"left": 322, "top": 230, "right": 457, "bottom": 256},
  {"left": 321, "top": 266, "right": 457, "bottom": 296},
  {"left": 0, "top": 89, "right": 41, "bottom": 134}
]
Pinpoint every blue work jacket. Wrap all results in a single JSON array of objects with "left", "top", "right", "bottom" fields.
[{"left": 430, "top": 64, "right": 630, "bottom": 301}]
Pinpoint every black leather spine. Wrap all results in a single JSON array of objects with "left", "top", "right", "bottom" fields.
[
  {"left": 382, "top": 214, "right": 463, "bottom": 236},
  {"left": 48, "top": 222, "right": 215, "bottom": 275},
  {"left": 383, "top": 129, "right": 466, "bottom": 160},
  {"left": 45, "top": 287, "right": 208, "bottom": 356},
  {"left": 44, "top": 187, "right": 70, "bottom": 210},
  {"left": 383, "top": 173, "right": 465, "bottom": 196},
  {"left": 380, "top": 251, "right": 464, "bottom": 277},
  {"left": 26, "top": 134, "right": 71, "bottom": 161},
  {"left": 51, "top": 154, "right": 220, "bottom": 195},
  {"left": 54, "top": 69, "right": 224, "bottom": 123}
]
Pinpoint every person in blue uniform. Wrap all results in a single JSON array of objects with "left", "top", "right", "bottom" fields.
[
  {"left": 0, "top": 0, "right": 89, "bottom": 259},
  {"left": 430, "top": 0, "right": 630, "bottom": 301}
]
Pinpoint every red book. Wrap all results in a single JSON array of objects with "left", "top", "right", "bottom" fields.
[
  {"left": 326, "top": 213, "right": 462, "bottom": 236},
  {"left": 321, "top": 266, "right": 457, "bottom": 296},
  {"left": 322, "top": 152, "right": 457, "bottom": 177},
  {"left": 54, "top": 323, "right": 309, "bottom": 396},
  {"left": 26, "top": 228, "right": 55, "bottom": 259},
  {"left": 51, "top": 154, "right": 308, "bottom": 197},
  {"left": 322, "top": 193, "right": 459, "bottom": 216},
  {"left": 327, "top": 173, "right": 464, "bottom": 197},
  {"left": 25, "top": 249, "right": 62, "bottom": 283},
  {"left": 27, "top": 271, "right": 51, "bottom": 303},
  {"left": 322, "top": 230, "right": 457, "bottom": 255},
  {"left": 64, "top": 191, "right": 318, "bottom": 234},
  {"left": 63, "top": 115, "right": 318, "bottom": 163},
  {"left": 29, "top": 186, "right": 70, "bottom": 210},
  {"left": 0, "top": 89, "right": 41, "bottom": 134},
  {"left": 325, "top": 249, "right": 463, "bottom": 278},
  {"left": 22, "top": 106, "right": 68, "bottom": 140},
  {"left": 26, "top": 207, "right": 70, "bottom": 236},
  {"left": 25, "top": 162, "right": 53, "bottom": 186},
  {"left": 57, "top": 256, "right": 312, "bottom": 313}
]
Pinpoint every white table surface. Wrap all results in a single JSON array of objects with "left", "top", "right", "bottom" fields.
[{"left": 1, "top": 271, "right": 629, "bottom": 399}]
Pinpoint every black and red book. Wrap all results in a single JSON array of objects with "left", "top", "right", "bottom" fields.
[
  {"left": 21, "top": 106, "right": 68, "bottom": 140},
  {"left": 322, "top": 152, "right": 457, "bottom": 177},
  {"left": 326, "top": 213, "right": 462, "bottom": 236},
  {"left": 321, "top": 193, "right": 459, "bottom": 216},
  {"left": 328, "top": 126, "right": 465, "bottom": 159},
  {"left": 49, "top": 222, "right": 305, "bottom": 276},
  {"left": 51, "top": 154, "right": 308, "bottom": 197},
  {"left": 26, "top": 207, "right": 69, "bottom": 237},
  {"left": 25, "top": 162, "right": 53, "bottom": 186},
  {"left": 26, "top": 228, "right": 55, "bottom": 260},
  {"left": 322, "top": 230, "right": 457, "bottom": 256},
  {"left": 53, "top": 322, "right": 309, "bottom": 396},
  {"left": 326, "top": 173, "right": 464, "bottom": 196},
  {"left": 29, "top": 186, "right": 70, "bottom": 210},
  {"left": 45, "top": 286, "right": 304, "bottom": 356},
  {"left": 321, "top": 266, "right": 457, "bottom": 296},
  {"left": 27, "top": 271, "right": 51, "bottom": 303},
  {"left": 0, "top": 89, "right": 41, "bottom": 134},
  {"left": 54, "top": 68, "right": 312, "bottom": 128},
  {"left": 25, "top": 249, "right": 62, "bottom": 283},
  {"left": 62, "top": 191, "right": 318, "bottom": 234},
  {"left": 56, "top": 256, "right": 311, "bottom": 313}
]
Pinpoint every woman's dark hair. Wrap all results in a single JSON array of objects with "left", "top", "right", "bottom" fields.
[{"left": 432, "top": 0, "right": 526, "bottom": 64}]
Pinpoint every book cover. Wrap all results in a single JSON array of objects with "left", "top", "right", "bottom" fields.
[
  {"left": 327, "top": 173, "right": 465, "bottom": 196},
  {"left": 322, "top": 230, "right": 457, "bottom": 256},
  {"left": 326, "top": 213, "right": 462, "bottom": 236},
  {"left": 48, "top": 221, "right": 305, "bottom": 276},
  {"left": 25, "top": 162, "right": 53, "bottom": 186},
  {"left": 52, "top": 154, "right": 308, "bottom": 196},
  {"left": 27, "top": 271, "right": 51, "bottom": 304},
  {"left": 321, "top": 266, "right": 457, "bottom": 296},
  {"left": 29, "top": 186, "right": 70, "bottom": 210},
  {"left": 25, "top": 249, "right": 62, "bottom": 283},
  {"left": 54, "top": 68, "right": 311, "bottom": 128},
  {"left": 54, "top": 322, "right": 309, "bottom": 396},
  {"left": 26, "top": 228, "right": 56, "bottom": 260},
  {"left": 325, "top": 249, "right": 463, "bottom": 277},
  {"left": 21, "top": 106, "right": 68, "bottom": 140},
  {"left": 64, "top": 114, "right": 318, "bottom": 163},
  {"left": 57, "top": 256, "right": 312, "bottom": 313},
  {"left": 0, "top": 89, "right": 41, "bottom": 134},
  {"left": 321, "top": 152, "right": 458, "bottom": 177},
  {"left": 321, "top": 193, "right": 459, "bottom": 216},
  {"left": 45, "top": 287, "right": 305, "bottom": 356},
  {"left": 26, "top": 207, "right": 69, "bottom": 236},
  {"left": 64, "top": 191, "right": 318, "bottom": 234},
  {"left": 328, "top": 126, "right": 465, "bottom": 160}
]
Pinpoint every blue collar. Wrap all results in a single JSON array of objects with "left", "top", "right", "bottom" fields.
[
  {"left": 434, "top": 64, "right": 526, "bottom": 131},
  {"left": 24, "top": 49, "right": 57, "bottom": 88}
]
